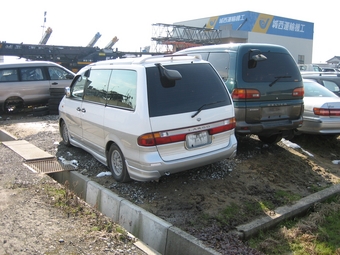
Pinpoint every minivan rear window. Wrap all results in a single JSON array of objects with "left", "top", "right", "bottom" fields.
[
  {"left": 146, "top": 63, "right": 231, "bottom": 117},
  {"left": 242, "top": 52, "right": 301, "bottom": 83}
]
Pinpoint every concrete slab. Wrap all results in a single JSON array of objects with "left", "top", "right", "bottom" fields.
[
  {"left": 2, "top": 140, "right": 54, "bottom": 161},
  {"left": 0, "top": 129, "right": 17, "bottom": 142}
]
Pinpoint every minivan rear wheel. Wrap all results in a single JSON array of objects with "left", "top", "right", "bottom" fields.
[
  {"left": 258, "top": 134, "right": 282, "bottom": 144},
  {"left": 108, "top": 144, "right": 131, "bottom": 182}
]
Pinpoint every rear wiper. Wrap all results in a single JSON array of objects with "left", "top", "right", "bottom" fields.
[
  {"left": 269, "top": 76, "right": 291, "bottom": 87},
  {"left": 191, "top": 100, "right": 225, "bottom": 118}
]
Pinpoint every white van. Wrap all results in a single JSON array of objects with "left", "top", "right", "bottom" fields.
[
  {"left": 59, "top": 55, "right": 237, "bottom": 182},
  {"left": 0, "top": 61, "right": 74, "bottom": 112}
]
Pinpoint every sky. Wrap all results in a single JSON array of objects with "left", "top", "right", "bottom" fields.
[{"left": 1, "top": 0, "right": 337, "bottom": 63}]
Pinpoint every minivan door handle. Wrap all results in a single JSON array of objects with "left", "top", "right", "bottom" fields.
[
  {"left": 76, "top": 107, "right": 86, "bottom": 113},
  {"left": 51, "top": 82, "right": 58, "bottom": 85}
]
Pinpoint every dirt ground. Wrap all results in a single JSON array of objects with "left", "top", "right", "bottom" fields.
[{"left": 1, "top": 110, "right": 340, "bottom": 254}]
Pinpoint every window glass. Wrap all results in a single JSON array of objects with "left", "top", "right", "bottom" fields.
[
  {"left": 71, "top": 74, "right": 86, "bottom": 100},
  {"left": 83, "top": 69, "right": 111, "bottom": 104},
  {"left": 0, "top": 69, "right": 18, "bottom": 82},
  {"left": 146, "top": 63, "right": 231, "bottom": 117},
  {"left": 207, "top": 52, "right": 230, "bottom": 81},
  {"left": 242, "top": 52, "right": 301, "bottom": 83},
  {"left": 20, "top": 67, "right": 44, "bottom": 81},
  {"left": 207, "top": 52, "right": 236, "bottom": 92},
  {"left": 48, "top": 66, "right": 71, "bottom": 80},
  {"left": 323, "top": 80, "right": 339, "bottom": 92},
  {"left": 107, "top": 70, "right": 137, "bottom": 110}
]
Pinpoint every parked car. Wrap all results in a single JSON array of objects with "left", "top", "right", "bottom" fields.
[
  {"left": 301, "top": 72, "right": 340, "bottom": 97},
  {"left": 298, "top": 64, "right": 322, "bottom": 72},
  {"left": 59, "top": 55, "right": 238, "bottom": 182},
  {"left": 296, "top": 79, "right": 340, "bottom": 135},
  {"left": 321, "top": 67, "right": 339, "bottom": 73},
  {"left": 175, "top": 43, "right": 304, "bottom": 143},
  {"left": 0, "top": 61, "right": 74, "bottom": 112}
]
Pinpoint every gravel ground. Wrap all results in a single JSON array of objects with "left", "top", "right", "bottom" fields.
[
  {"left": 0, "top": 114, "right": 150, "bottom": 255},
  {"left": 3, "top": 110, "right": 340, "bottom": 254}
]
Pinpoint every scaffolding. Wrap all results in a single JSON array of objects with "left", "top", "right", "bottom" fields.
[{"left": 151, "top": 23, "right": 221, "bottom": 52}]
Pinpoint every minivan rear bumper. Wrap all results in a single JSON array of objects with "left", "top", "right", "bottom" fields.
[
  {"left": 125, "top": 135, "right": 238, "bottom": 182},
  {"left": 236, "top": 118, "right": 304, "bottom": 136}
]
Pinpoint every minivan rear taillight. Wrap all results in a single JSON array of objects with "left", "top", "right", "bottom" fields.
[
  {"left": 293, "top": 87, "right": 304, "bottom": 97},
  {"left": 137, "top": 118, "right": 236, "bottom": 147},
  {"left": 232, "top": 89, "right": 260, "bottom": 99}
]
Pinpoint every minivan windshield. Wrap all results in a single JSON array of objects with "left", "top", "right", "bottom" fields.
[
  {"left": 146, "top": 63, "right": 231, "bottom": 117},
  {"left": 242, "top": 52, "right": 301, "bottom": 83}
]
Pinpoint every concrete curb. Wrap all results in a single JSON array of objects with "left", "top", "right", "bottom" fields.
[
  {"left": 234, "top": 183, "right": 340, "bottom": 240},
  {"left": 50, "top": 170, "right": 340, "bottom": 254},
  {"left": 50, "top": 170, "right": 219, "bottom": 255}
]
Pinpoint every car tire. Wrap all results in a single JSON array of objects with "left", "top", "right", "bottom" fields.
[
  {"left": 258, "top": 134, "right": 283, "bottom": 144},
  {"left": 60, "top": 120, "right": 71, "bottom": 147},
  {"left": 108, "top": 144, "right": 131, "bottom": 183}
]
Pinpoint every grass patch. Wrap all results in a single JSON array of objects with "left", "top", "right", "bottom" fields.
[
  {"left": 274, "top": 190, "right": 302, "bottom": 204},
  {"left": 249, "top": 195, "right": 340, "bottom": 254}
]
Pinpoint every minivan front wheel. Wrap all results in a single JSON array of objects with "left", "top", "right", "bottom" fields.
[
  {"left": 258, "top": 134, "right": 282, "bottom": 144},
  {"left": 60, "top": 120, "right": 71, "bottom": 147},
  {"left": 108, "top": 144, "right": 131, "bottom": 182}
]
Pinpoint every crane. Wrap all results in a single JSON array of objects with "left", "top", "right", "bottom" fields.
[{"left": 87, "top": 32, "right": 101, "bottom": 47}]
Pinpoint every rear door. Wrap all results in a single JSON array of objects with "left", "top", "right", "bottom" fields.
[
  {"left": 239, "top": 50, "right": 303, "bottom": 124},
  {"left": 146, "top": 62, "right": 234, "bottom": 161},
  {"left": 19, "top": 66, "right": 49, "bottom": 104}
]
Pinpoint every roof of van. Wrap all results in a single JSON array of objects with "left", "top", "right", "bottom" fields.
[
  {"left": 0, "top": 60, "right": 65, "bottom": 68},
  {"left": 176, "top": 43, "right": 288, "bottom": 53},
  {"left": 79, "top": 54, "right": 205, "bottom": 73}
]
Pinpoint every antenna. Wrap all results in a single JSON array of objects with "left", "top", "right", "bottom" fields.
[{"left": 41, "top": 11, "right": 47, "bottom": 37}]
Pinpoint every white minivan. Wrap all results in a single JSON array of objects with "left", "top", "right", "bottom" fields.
[{"left": 59, "top": 55, "right": 237, "bottom": 182}]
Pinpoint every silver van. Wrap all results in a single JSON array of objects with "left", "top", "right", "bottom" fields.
[
  {"left": 0, "top": 61, "right": 74, "bottom": 112},
  {"left": 176, "top": 43, "right": 304, "bottom": 144},
  {"left": 59, "top": 55, "right": 237, "bottom": 182}
]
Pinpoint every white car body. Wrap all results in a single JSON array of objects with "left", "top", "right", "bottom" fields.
[{"left": 59, "top": 55, "right": 238, "bottom": 182}]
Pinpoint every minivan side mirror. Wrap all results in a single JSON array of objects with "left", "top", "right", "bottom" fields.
[
  {"left": 66, "top": 74, "right": 75, "bottom": 79},
  {"left": 65, "top": 87, "right": 71, "bottom": 98}
]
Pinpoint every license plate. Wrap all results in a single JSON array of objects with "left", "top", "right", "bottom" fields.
[
  {"left": 264, "top": 107, "right": 285, "bottom": 115},
  {"left": 186, "top": 131, "right": 210, "bottom": 148}
]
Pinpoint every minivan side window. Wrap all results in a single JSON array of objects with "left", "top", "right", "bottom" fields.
[
  {"left": 107, "top": 70, "right": 137, "bottom": 110},
  {"left": 207, "top": 52, "right": 230, "bottom": 81},
  {"left": 323, "top": 80, "right": 340, "bottom": 92},
  {"left": 48, "top": 66, "right": 71, "bottom": 80},
  {"left": 83, "top": 69, "right": 111, "bottom": 104},
  {"left": 0, "top": 69, "right": 19, "bottom": 82},
  {"left": 207, "top": 52, "right": 236, "bottom": 93},
  {"left": 20, "top": 67, "right": 44, "bottom": 81},
  {"left": 71, "top": 74, "right": 87, "bottom": 100}
]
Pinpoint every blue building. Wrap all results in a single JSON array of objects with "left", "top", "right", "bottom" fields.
[{"left": 174, "top": 11, "right": 314, "bottom": 64}]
